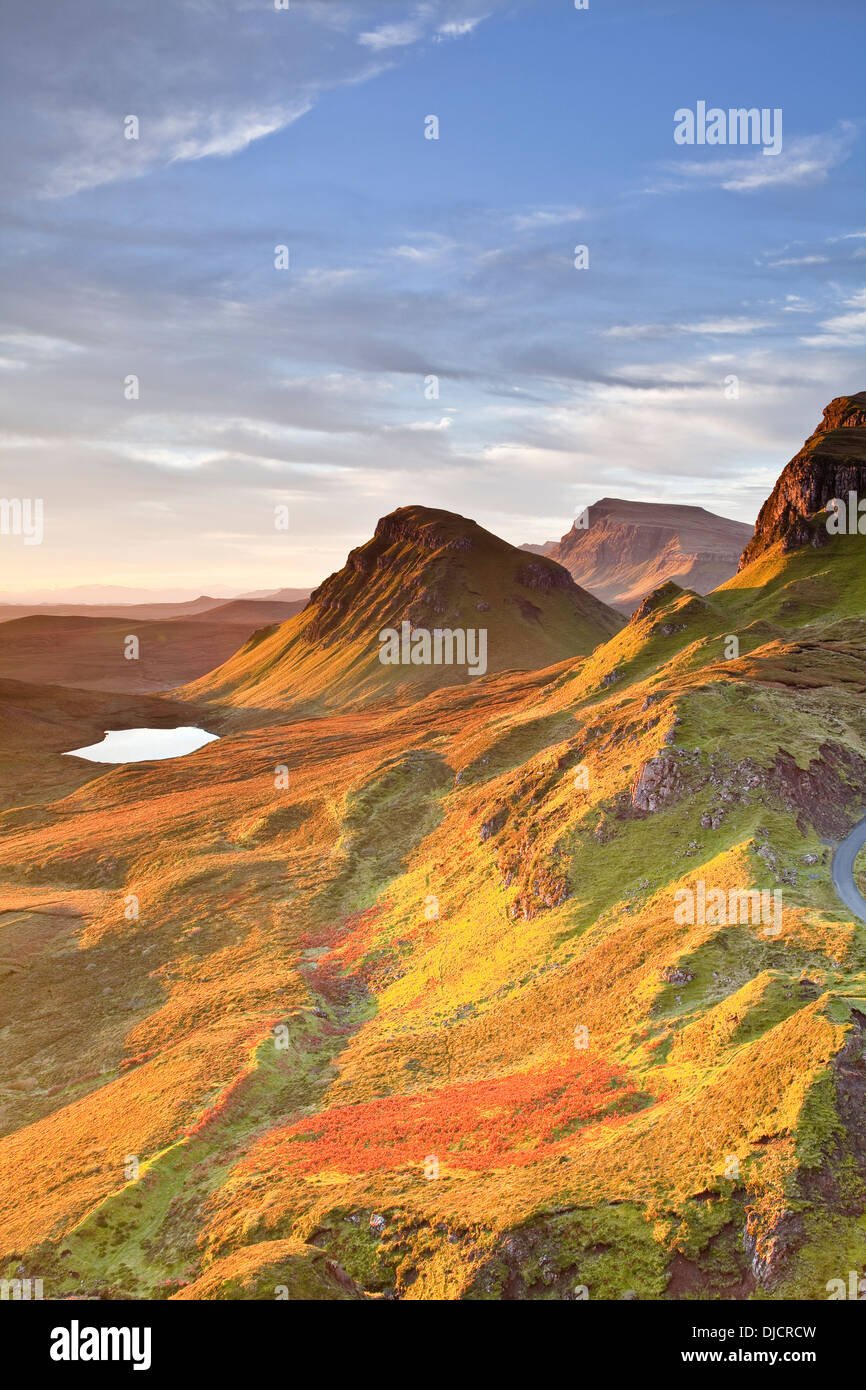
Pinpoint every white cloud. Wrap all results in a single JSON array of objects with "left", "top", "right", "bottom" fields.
[
  {"left": 661, "top": 124, "right": 857, "bottom": 194},
  {"left": 766, "top": 255, "right": 829, "bottom": 268},
  {"left": 0, "top": 331, "right": 85, "bottom": 363},
  {"left": 358, "top": 19, "right": 427, "bottom": 50},
  {"left": 390, "top": 237, "right": 457, "bottom": 264},
  {"left": 511, "top": 206, "right": 587, "bottom": 231},
  {"left": 800, "top": 287, "right": 866, "bottom": 347},
  {"left": 359, "top": 6, "right": 488, "bottom": 52},
  {"left": 437, "top": 17, "right": 487, "bottom": 38},
  {"left": 682, "top": 318, "right": 772, "bottom": 335},
  {"left": 384, "top": 417, "right": 453, "bottom": 432},
  {"left": 297, "top": 268, "right": 366, "bottom": 291}
]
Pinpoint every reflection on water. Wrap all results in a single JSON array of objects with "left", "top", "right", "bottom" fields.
[{"left": 64, "top": 726, "right": 219, "bottom": 764}]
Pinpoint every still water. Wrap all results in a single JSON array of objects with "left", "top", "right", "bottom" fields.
[{"left": 64, "top": 727, "right": 219, "bottom": 764}]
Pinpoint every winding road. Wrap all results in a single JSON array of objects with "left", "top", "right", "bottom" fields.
[{"left": 831, "top": 815, "right": 866, "bottom": 926}]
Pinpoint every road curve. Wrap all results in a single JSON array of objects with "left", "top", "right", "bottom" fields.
[{"left": 831, "top": 815, "right": 866, "bottom": 926}]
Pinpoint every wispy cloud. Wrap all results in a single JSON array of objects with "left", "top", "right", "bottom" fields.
[
  {"left": 654, "top": 124, "right": 857, "bottom": 194},
  {"left": 510, "top": 206, "right": 586, "bottom": 231},
  {"left": 603, "top": 317, "right": 771, "bottom": 340},
  {"left": 45, "top": 103, "right": 314, "bottom": 199},
  {"left": 359, "top": 4, "right": 487, "bottom": 52},
  {"left": 389, "top": 235, "right": 458, "bottom": 264},
  {"left": 437, "top": 17, "right": 487, "bottom": 39},
  {"left": 2, "top": 1, "right": 502, "bottom": 200},
  {"left": 358, "top": 18, "right": 428, "bottom": 50},
  {"left": 765, "top": 254, "right": 829, "bottom": 268},
  {"left": 800, "top": 287, "right": 866, "bottom": 347}
]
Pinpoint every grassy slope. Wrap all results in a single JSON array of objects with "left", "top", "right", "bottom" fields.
[{"left": 2, "top": 535, "right": 866, "bottom": 1299}]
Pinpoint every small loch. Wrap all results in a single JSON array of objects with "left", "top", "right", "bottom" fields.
[{"left": 64, "top": 727, "right": 219, "bottom": 764}]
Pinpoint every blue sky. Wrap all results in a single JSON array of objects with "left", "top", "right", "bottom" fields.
[{"left": 1, "top": 0, "right": 864, "bottom": 595}]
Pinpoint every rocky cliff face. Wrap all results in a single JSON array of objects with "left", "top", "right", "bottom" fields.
[
  {"left": 739, "top": 392, "right": 866, "bottom": 570},
  {"left": 526, "top": 498, "right": 752, "bottom": 612}
]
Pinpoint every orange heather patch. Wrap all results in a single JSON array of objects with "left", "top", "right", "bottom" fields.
[{"left": 254, "top": 1057, "right": 649, "bottom": 1176}]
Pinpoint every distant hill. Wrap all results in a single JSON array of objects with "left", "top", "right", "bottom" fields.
[
  {"left": 0, "top": 591, "right": 313, "bottom": 623},
  {"left": 181, "top": 504, "right": 623, "bottom": 712},
  {"left": 0, "top": 585, "right": 233, "bottom": 605},
  {"left": 236, "top": 587, "right": 313, "bottom": 603},
  {"left": 523, "top": 498, "right": 753, "bottom": 612},
  {"left": 0, "top": 600, "right": 304, "bottom": 693},
  {"left": 181, "top": 599, "right": 306, "bottom": 626},
  {"left": 0, "top": 596, "right": 225, "bottom": 624}
]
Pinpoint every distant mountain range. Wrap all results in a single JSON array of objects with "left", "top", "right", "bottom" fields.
[
  {"left": 0, "top": 586, "right": 313, "bottom": 615},
  {"left": 523, "top": 498, "right": 753, "bottom": 613}
]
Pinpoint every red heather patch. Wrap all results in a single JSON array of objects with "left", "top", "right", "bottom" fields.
[
  {"left": 257, "top": 1057, "right": 647, "bottom": 1175},
  {"left": 301, "top": 905, "right": 387, "bottom": 956},
  {"left": 306, "top": 906, "right": 390, "bottom": 1002}
]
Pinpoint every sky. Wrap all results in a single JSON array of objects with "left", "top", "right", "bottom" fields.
[{"left": 0, "top": 0, "right": 864, "bottom": 597}]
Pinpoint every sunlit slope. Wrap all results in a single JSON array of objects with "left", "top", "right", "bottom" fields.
[
  {"left": 540, "top": 526, "right": 866, "bottom": 713},
  {"left": 180, "top": 506, "right": 623, "bottom": 713},
  {"left": 3, "top": 575, "right": 866, "bottom": 1299}
]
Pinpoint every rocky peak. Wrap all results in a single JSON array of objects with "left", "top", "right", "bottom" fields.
[
  {"left": 372, "top": 505, "right": 478, "bottom": 554},
  {"left": 739, "top": 391, "right": 866, "bottom": 569},
  {"left": 815, "top": 393, "right": 866, "bottom": 435}
]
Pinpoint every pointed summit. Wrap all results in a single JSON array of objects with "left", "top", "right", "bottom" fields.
[{"left": 181, "top": 505, "right": 623, "bottom": 712}]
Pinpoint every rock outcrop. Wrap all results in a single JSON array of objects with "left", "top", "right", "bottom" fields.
[
  {"left": 631, "top": 753, "right": 686, "bottom": 812},
  {"left": 739, "top": 391, "right": 866, "bottom": 569}
]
